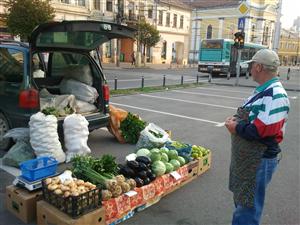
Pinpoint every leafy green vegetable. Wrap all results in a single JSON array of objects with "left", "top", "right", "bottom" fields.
[
  {"left": 149, "top": 129, "right": 163, "bottom": 138},
  {"left": 42, "top": 107, "right": 60, "bottom": 117},
  {"left": 120, "top": 112, "right": 147, "bottom": 144}
]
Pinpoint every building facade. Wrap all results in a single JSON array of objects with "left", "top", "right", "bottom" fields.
[
  {"left": 278, "top": 28, "right": 300, "bottom": 66},
  {"left": 189, "top": 0, "right": 279, "bottom": 63}
]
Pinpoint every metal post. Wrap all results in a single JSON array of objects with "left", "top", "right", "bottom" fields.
[
  {"left": 114, "top": 77, "right": 117, "bottom": 90},
  {"left": 287, "top": 68, "right": 290, "bottom": 80},
  {"left": 246, "top": 70, "right": 249, "bottom": 79},
  {"left": 181, "top": 75, "right": 184, "bottom": 85},
  {"left": 163, "top": 75, "right": 166, "bottom": 87},
  {"left": 196, "top": 75, "right": 199, "bottom": 84},
  {"left": 227, "top": 71, "right": 231, "bottom": 80},
  {"left": 235, "top": 49, "right": 241, "bottom": 86},
  {"left": 141, "top": 76, "right": 144, "bottom": 89}
]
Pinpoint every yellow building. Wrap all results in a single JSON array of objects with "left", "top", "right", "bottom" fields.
[
  {"left": 189, "top": 0, "right": 279, "bottom": 63},
  {"left": 278, "top": 28, "right": 300, "bottom": 66}
]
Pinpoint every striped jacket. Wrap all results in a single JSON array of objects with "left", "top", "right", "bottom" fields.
[{"left": 236, "top": 77, "right": 290, "bottom": 158}]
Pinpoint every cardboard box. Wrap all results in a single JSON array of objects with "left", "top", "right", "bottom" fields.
[
  {"left": 180, "top": 160, "right": 199, "bottom": 186},
  {"left": 37, "top": 201, "right": 105, "bottom": 225},
  {"left": 198, "top": 151, "right": 212, "bottom": 176},
  {"left": 6, "top": 185, "right": 42, "bottom": 223}
]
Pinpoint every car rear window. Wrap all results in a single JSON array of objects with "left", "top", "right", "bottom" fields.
[{"left": 0, "top": 48, "right": 24, "bottom": 83}]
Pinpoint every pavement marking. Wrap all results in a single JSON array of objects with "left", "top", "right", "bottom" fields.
[
  {"left": 111, "top": 102, "right": 224, "bottom": 126},
  {"left": 140, "top": 94, "right": 236, "bottom": 110},
  {"left": 196, "top": 86, "right": 252, "bottom": 94},
  {"left": 172, "top": 90, "right": 245, "bottom": 100}
]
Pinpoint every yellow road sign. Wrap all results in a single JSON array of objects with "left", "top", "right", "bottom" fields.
[{"left": 238, "top": 2, "right": 249, "bottom": 15}]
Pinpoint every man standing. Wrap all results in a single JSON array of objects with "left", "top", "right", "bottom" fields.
[{"left": 225, "top": 49, "right": 290, "bottom": 225}]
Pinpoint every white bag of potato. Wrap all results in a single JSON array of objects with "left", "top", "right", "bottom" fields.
[
  {"left": 29, "top": 112, "right": 65, "bottom": 163},
  {"left": 63, "top": 114, "right": 91, "bottom": 162}
]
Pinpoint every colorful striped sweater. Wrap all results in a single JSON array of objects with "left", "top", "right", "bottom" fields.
[{"left": 236, "top": 77, "right": 290, "bottom": 158}]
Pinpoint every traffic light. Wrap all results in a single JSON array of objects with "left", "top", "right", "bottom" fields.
[{"left": 233, "top": 32, "right": 245, "bottom": 49}]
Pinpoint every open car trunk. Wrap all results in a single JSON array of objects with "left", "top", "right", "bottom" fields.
[{"left": 28, "top": 20, "right": 136, "bottom": 131}]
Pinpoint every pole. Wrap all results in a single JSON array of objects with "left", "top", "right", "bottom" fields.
[
  {"left": 272, "top": 0, "right": 282, "bottom": 52},
  {"left": 235, "top": 49, "right": 241, "bottom": 86},
  {"left": 114, "top": 77, "right": 118, "bottom": 90},
  {"left": 163, "top": 75, "right": 166, "bottom": 87},
  {"left": 141, "top": 76, "right": 144, "bottom": 89},
  {"left": 136, "top": 0, "right": 141, "bottom": 67}
]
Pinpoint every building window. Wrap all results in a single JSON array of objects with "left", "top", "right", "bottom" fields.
[
  {"left": 148, "top": 8, "right": 153, "bottom": 19},
  {"left": 78, "top": 0, "right": 85, "bottom": 6},
  {"left": 61, "top": 0, "right": 69, "bottom": 3},
  {"left": 161, "top": 41, "right": 167, "bottom": 59},
  {"left": 94, "top": 0, "right": 100, "bottom": 10},
  {"left": 264, "top": 26, "right": 269, "bottom": 44},
  {"left": 173, "top": 14, "right": 177, "bottom": 28},
  {"left": 158, "top": 10, "right": 163, "bottom": 25},
  {"left": 106, "top": 0, "right": 113, "bottom": 12},
  {"left": 179, "top": 15, "right": 184, "bottom": 28},
  {"left": 251, "top": 25, "right": 255, "bottom": 42},
  {"left": 105, "top": 41, "right": 112, "bottom": 58},
  {"left": 166, "top": 13, "right": 170, "bottom": 27},
  {"left": 207, "top": 25, "right": 212, "bottom": 39}
]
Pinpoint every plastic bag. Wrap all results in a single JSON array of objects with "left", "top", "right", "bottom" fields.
[
  {"left": 76, "top": 100, "right": 97, "bottom": 114},
  {"left": 2, "top": 141, "right": 35, "bottom": 168},
  {"left": 3, "top": 128, "right": 30, "bottom": 142},
  {"left": 60, "top": 79, "right": 98, "bottom": 103},
  {"left": 136, "top": 123, "right": 170, "bottom": 149},
  {"left": 63, "top": 114, "right": 91, "bottom": 162},
  {"left": 29, "top": 112, "right": 65, "bottom": 163},
  {"left": 62, "top": 64, "right": 93, "bottom": 86}
]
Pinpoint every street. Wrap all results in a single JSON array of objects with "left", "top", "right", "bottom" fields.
[{"left": 0, "top": 69, "right": 299, "bottom": 224}]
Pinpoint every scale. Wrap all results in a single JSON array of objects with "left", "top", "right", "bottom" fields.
[{"left": 13, "top": 176, "right": 44, "bottom": 191}]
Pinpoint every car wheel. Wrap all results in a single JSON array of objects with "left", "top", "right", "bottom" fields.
[{"left": 0, "top": 113, "right": 13, "bottom": 151}]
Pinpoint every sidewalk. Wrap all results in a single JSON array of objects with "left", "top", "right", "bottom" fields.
[{"left": 102, "top": 62, "right": 198, "bottom": 70}]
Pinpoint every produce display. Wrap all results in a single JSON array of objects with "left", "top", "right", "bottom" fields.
[{"left": 191, "top": 145, "right": 211, "bottom": 159}]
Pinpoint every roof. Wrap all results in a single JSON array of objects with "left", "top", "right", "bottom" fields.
[
  {"left": 160, "top": 0, "right": 192, "bottom": 10},
  {"left": 182, "top": 0, "right": 239, "bottom": 9}
]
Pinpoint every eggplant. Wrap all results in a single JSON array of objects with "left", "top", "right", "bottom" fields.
[
  {"left": 143, "top": 177, "right": 151, "bottom": 185},
  {"left": 147, "top": 173, "right": 156, "bottom": 181},
  {"left": 135, "top": 156, "right": 151, "bottom": 166},
  {"left": 134, "top": 177, "right": 144, "bottom": 187},
  {"left": 127, "top": 160, "right": 140, "bottom": 170},
  {"left": 119, "top": 166, "right": 136, "bottom": 178},
  {"left": 137, "top": 162, "right": 149, "bottom": 171},
  {"left": 137, "top": 170, "right": 148, "bottom": 179}
]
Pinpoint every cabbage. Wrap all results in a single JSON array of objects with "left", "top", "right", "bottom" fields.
[
  {"left": 150, "top": 152, "right": 161, "bottom": 162},
  {"left": 151, "top": 161, "right": 166, "bottom": 176},
  {"left": 136, "top": 148, "right": 151, "bottom": 157},
  {"left": 160, "top": 153, "right": 169, "bottom": 162},
  {"left": 169, "top": 159, "right": 181, "bottom": 170},
  {"left": 159, "top": 147, "right": 169, "bottom": 154},
  {"left": 164, "top": 162, "right": 174, "bottom": 173},
  {"left": 168, "top": 150, "right": 178, "bottom": 160},
  {"left": 150, "top": 148, "right": 160, "bottom": 154},
  {"left": 177, "top": 156, "right": 186, "bottom": 166}
]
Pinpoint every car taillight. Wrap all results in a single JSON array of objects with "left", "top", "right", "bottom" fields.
[
  {"left": 19, "top": 88, "right": 39, "bottom": 109},
  {"left": 102, "top": 84, "right": 110, "bottom": 101}
]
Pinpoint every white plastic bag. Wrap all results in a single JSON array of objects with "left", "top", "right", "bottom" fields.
[
  {"left": 136, "top": 123, "right": 170, "bottom": 149},
  {"left": 29, "top": 112, "right": 65, "bottom": 163},
  {"left": 63, "top": 114, "right": 91, "bottom": 162},
  {"left": 60, "top": 79, "right": 98, "bottom": 103},
  {"left": 76, "top": 100, "right": 97, "bottom": 114}
]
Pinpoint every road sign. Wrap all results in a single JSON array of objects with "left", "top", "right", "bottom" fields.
[
  {"left": 238, "top": 2, "right": 249, "bottom": 15},
  {"left": 238, "top": 17, "right": 245, "bottom": 30}
]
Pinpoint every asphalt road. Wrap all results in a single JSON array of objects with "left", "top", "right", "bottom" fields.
[{"left": 1, "top": 83, "right": 299, "bottom": 225}]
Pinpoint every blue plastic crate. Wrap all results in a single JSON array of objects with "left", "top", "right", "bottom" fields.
[{"left": 20, "top": 157, "right": 58, "bottom": 182}]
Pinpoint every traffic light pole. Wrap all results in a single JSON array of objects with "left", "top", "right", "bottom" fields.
[{"left": 235, "top": 49, "right": 241, "bottom": 86}]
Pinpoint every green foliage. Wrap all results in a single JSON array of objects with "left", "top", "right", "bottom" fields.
[
  {"left": 120, "top": 112, "right": 147, "bottom": 144},
  {"left": 2, "top": 0, "right": 55, "bottom": 41}
]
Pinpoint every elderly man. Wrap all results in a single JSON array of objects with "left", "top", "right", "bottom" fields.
[{"left": 225, "top": 49, "right": 290, "bottom": 225}]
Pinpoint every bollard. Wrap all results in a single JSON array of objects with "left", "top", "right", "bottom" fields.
[
  {"left": 287, "top": 68, "right": 290, "bottom": 80},
  {"left": 114, "top": 77, "right": 117, "bottom": 90},
  {"left": 227, "top": 71, "right": 230, "bottom": 80},
  {"left": 181, "top": 75, "right": 184, "bottom": 85},
  {"left": 246, "top": 71, "right": 249, "bottom": 79},
  {"left": 141, "top": 76, "right": 144, "bottom": 89},
  {"left": 196, "top": 75, "right": 199, "bottom": 84},
  {"left": 163, "top": 75, "right": 166, "bottom": 87}
]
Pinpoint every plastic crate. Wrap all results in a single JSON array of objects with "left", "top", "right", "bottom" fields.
[
  {"left": 20, "top": 157, "right": 58, "bottom": 182},
  {"left": 42, "top": 180, "right": 102, "bottom": 218}
]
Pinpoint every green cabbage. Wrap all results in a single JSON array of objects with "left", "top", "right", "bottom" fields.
[
  {"left": 169, "top": 159, "right": 181, "bottom": 170},
  {"left": 151, "top": 161, "right": 166, "bottom": 176},
  {"left": 136, "top": 148, "right": 151, "bottom": 157}
]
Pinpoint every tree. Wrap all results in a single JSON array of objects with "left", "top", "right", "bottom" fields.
[
  {"left": 136, "top": 21, "right": 160, "bottom": 65},
  {"left": 2, "top": 0, "right": 55, "bottom": 41}
]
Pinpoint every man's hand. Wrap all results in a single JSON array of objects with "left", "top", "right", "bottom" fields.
[{"left": 225, "top": 117, "right": 237, "bottom": 134}]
